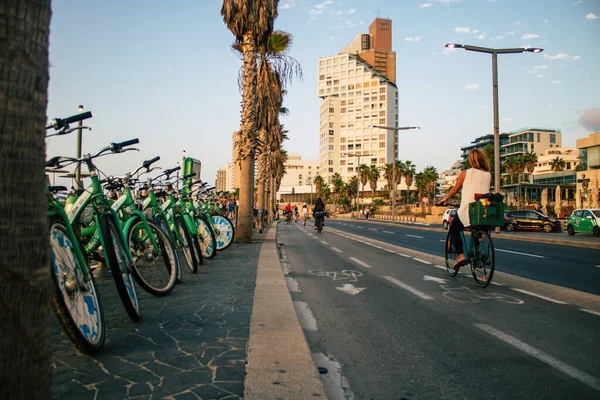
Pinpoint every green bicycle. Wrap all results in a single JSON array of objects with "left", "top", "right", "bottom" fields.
[
  {"left": 46, "top": 112, "right": 105, "bottom": 354},
  {"left": 50, "top": 139, "right": 142, "bottom": 321}
]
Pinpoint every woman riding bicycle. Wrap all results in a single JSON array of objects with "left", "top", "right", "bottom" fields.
[
  {"left": 437, "top": 149, "right": 491, "bottom": 271},
  {"left": 313, "top": 197, "right": 325, "bottom": 230}
]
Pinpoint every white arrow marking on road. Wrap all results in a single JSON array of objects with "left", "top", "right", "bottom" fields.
[
  {"left": 406, "top": 234, "right": 424, "bottom": 239},
  {"left": 336, "top": 283, "right": 366, "bottom": 295},
  {"left": 423, "top": 275, "right": 449, "bottom": 284}
]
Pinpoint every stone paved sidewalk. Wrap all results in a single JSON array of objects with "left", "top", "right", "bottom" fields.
[{"left": 51, "top": 237, "right": 262, "bottom": 400}]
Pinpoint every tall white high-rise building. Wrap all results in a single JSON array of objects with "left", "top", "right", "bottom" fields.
[{"left": 317, "top": 18, "right": 399, "bottom": 187}]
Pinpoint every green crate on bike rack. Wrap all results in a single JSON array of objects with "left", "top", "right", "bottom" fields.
[{"left": 469, "top": 201, "right": 504, "bottom": 226}]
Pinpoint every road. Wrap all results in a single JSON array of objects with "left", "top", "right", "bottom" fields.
[{"left": 277, "top": 220, "right": 600, "bottom": 400}]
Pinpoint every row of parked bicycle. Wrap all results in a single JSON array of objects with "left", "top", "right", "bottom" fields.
[{"left": 46, "top": 111, "right": 235, "bottom": 354}]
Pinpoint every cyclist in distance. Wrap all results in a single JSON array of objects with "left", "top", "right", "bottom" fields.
[
  {"left": 313, "top": 196, "right": 326, "bottom": 230},
  {"left": 436, "top": 149, "right": 491, "bottom": 271}
]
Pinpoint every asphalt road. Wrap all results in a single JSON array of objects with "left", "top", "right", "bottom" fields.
[
  {"left": 325, "top": 219, "right": 600, "bottom": 296},
  {"left": 277, "top": 220, "right": 600, "bottom": 400}
]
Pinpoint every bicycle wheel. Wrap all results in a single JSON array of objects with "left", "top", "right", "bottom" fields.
[
  {"left": 444, "top": 230, "right": 459, "bottom": 277},
  {"left": 211, "top": 215, "right": 235, "bottom": 251},
  {"left": 195, "top": 217, "right": 217, "bottom": 259},
  {"left": 175, "top": 215, "right": 199, "bottom": 273},
  {"left": 100, "top": 215, "right": 141, "bottom": 321},
  {"left": 127, "top": 218, "right": 177, "bottom": 296},
  {"left": 470, "top": 229, "right": 495, "bottom": 287},
  {"left": 50, "top": 218, "right": 105, "bottom": 354}
]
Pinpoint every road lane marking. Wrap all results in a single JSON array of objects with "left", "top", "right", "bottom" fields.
[
  {"left": 383, "top": 231, "right": 394, "bottom": 234},
  {"left": 413, "top": 258, "right": 432, "bottom": 265},
  {"left": 398, "top": 253, "right": 411, "bottom": 258},
  {"left": 475, "top": 323, "right": 600, "bottom": 392},
  {"left": 349, "top": 224, "right": 355, "bottom": 227},
  {"left": 384, "top": 249, "right": 396, "bottom": 253},
  {"left": 331, "top": 247, "right": 343, "bottom": 253},
  {"left": 495, "top": 248, "right": 545, "bottom": 259},
  {"left": 581, "top": 309, "right": 600, "bottom": 317},
  {"left": 406, "top": 234, "right": 424, "bottom": 239},
  {"left": 349, "top": 257, "right": 372, "bottom": 269},
  {"left": 491, "top": 281, "right": 503, "bottom": 286},
  {"left": 433, "top": 265, "right": 446, "bottom": 270},
  {"left": 383, "top": 276, "right": 434, "bottom": 300},
  {"left": 373, "top": 245, "right": 383, "bottom": 249},
  {"left": 510, "top": 288, "right": 568, "bottom": 304},
  {"left": 368, "top": 228, "right": 377, "bottom": 231},
  {"left": 357, "top": 226, "right": 364, "bottom": 229},
  {"left": 320, "top": 240, "right": 329, "bottom": 245},
  {"left": 439, "top": 239, "right": 446, "bottom": 242}
]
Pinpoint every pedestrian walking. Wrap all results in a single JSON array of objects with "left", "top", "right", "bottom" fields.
[
  {"left": 365, "top": 208, "right": 370, "bottom": 221},
  {"left": 302, "top": 203, "right": 309, "bottom": 225}
]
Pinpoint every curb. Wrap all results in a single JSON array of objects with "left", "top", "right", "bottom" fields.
[
  {"left": 332, "top": 216, "right": 600, "bottom": 249},
  {"left": 244, "top": 223, "right": 327, "bottom": 399}
]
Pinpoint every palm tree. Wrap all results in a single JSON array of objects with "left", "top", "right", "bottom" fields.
[
  {"left": 1, "top": 1, "right": 52, "bottom": 397},
  {"left": 503, "top": 156, "right": 519, "bottom": 185},
  {"left": 523, "top": 150, "right": 538, "bottom": 174},
  {"left": 331, "top": 173, "right": 344, "bottom": 212},
  {"left": 551, "top": 156, "right": 566, "bottom": 172},
  {"left": 346, "top": 176, "right": 359, "bottom": 209},
  {"left": 402, "top": 160, "right": 416, "bottom": 204},
  {"left": 422, "top": 166, "right": 439, "bottom": 205},
  {"left": 358, "top": 164, "right": 370, "bottom": 210},
  {"left": 383, "top": 163, "right": 395, "bottom": 192},
  {"left": 313, "top": 175, "right": 325, "bottom": 198},
  {"left": 368, "top": 165, "right": 380, "bottom": 204},
  {"left": 255, "top": 31, "right": 302, "bottom": 214},
  {"left": 222, "top": 0, "right": 278, "bottom": 242}
]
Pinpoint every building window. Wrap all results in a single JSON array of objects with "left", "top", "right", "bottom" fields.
[
  {"left": 340, "top": 137, "right": 346, "bottom": 143},
  {"left": 537, "top": 132, "right": 540, "bottom": 142},
  {"left": 328, "top": 145, "right": 334, "bottom": 150},
  {"left": 341, "top": 100, "right": 347, "bottom": 106},
  {"left": 356, "top": 144, "right": 362, "bottom": 149},
  {"left": 329, "top": 107, "right": 334, "bottom": 113},
  {"left": 341, "top": 107, "right": 347, "bottom": 113},
  {"left": 379, "top": 142, "right": 386, "bottom": 148},
  {"left": 329, "top": 122, "right": 334, "bottom": 128},
  {"left": 379, "top": 134, "right": 385, "bottom": 140},
  {"left": 380, "top": 87, "right": 386, "bottom": 93},
  {"left": 379, "top": 110, "right": 386, "bottom": 116},
  {"left": 328, "top": 160, "right": 334, "bottom": 165},
  {"left": 379, "top": 118, "right": 386, "bottom": 124},
  {"left": 329, "top": 137, "right": 335, "bottom": 143},
  {"left": 550, "top": 134, "right": 556, "bottom": 144},
  {"left": 328, "top": 168, "right": 334, "bottom": 173},
  {"left": 329, "top": 129, "right": 335, "bottom": 135},
  {"left": 319, "top": 75, "right": 325, "bottom": 80},
  {"left": 379, "top": 95, "right": 386, "bottom": 100},
  {"left": 348, "top": 167, "right": 354, "bottom": 173},
  {"left": 340, "top": 145, "right": 346, "bottom": 150},
  {"left": 379, "top": 158, "right": 385, "bottom": 164},
  {"left": 340, "top": 160, "right": 346, "bottom": 166}
]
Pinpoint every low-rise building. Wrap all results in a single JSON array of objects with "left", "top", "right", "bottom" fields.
[{"left": 575, "top": 131, "right": 600, "bottom": 208}]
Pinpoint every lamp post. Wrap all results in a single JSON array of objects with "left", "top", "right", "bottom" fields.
[
  {"left": 370, "top": 125, "right": 420, "bottom": 222},
  {"left": 74, "top": 105, "right": 85, "bottom": 190},
  {"left": 444, "top": 43, "right": 542, "bottom": 198},
  {"left": 342, "top": 152, "right": 375, "bottom": 212}
]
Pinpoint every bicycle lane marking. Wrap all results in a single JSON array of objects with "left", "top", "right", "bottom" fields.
[
  {"left": 495, "top": 248, "right": 545, "bottom": 259},
  {"left": 511, "top": 288, "right": 568, "bottom": 305},
  {"left": 475, "top": 323, "right": 600, "bottom": 393},
  {"left": 349, "top": 257, "right": 372, "bottom": 269},
  {"left": 383, "top": 276, "right": 434, "bottom": 300}
]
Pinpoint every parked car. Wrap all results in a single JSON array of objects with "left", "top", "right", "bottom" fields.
[
  {"left": 504, "top": 210, "right": 561, "bottom": 233},
  {"left": 442, "top": 208, "right": 456, "bottom": 229},
  {"left": 566, "top": 209, "right": 600, "bottom": 237}
]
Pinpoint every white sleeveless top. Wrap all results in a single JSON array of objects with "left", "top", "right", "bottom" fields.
[{"left": 458, "top": 168, "right": 492, "bottom": 227}]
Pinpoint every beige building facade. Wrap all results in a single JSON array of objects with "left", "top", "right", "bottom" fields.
[
  {"left": 576, "top": 131, "right": 600, "bottom": 208},
  {"left": 276, "top": 153, "right": 319, "bottom": 200}
]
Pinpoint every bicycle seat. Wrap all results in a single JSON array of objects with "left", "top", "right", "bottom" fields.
[{"left": 48, "top": 186, "right": 68, "bottom": 193}]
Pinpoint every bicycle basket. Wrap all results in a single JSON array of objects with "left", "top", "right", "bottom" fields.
[{"left": 469, "top": 200, "right": 504, "bottom": 227}]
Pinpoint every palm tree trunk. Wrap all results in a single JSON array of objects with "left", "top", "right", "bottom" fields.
[
  {"left": 0, "top": 1, "right": 52, "bottom": 398},
  {"left": 235, "top": 31, "right": 258, "bottom": 243}
]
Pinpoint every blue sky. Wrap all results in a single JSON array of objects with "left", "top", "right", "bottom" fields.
[{"left": 46, "top": 0, "right": 600, "bottom": 185}]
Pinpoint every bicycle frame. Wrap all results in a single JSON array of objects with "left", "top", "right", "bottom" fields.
[{"left": 65, "top": 160, "right": 133, "bottom": 265}]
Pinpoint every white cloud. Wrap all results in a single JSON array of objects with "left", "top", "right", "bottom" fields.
[
  {"left": 455, "top": 26, "right": 472, "bottom": 33},
  {"left": 543, "top": 52, "right": 571, "bottom": 60},
  {"left": 281, "top": 0, "right": 296, "bottom": 9},
  {"left": 336, "top": 10, "right": 343, "bottom": 15},
  {"left": 574, "top": 0, "right": 584, "bottom": 5},
  {"left": 477, "top": 32, "right": 487, "bottom": 40},
  {"left": 585, "top": 13, "right": 598, "bottom": 20},
  {"left": 552, "top": 80, "right": 562, "bottom": 84},
  {"left": 282, "top": 3, "right": 291, "bottom": 9},
  {"left": 506, "top": 30, "right": 517, "bottom": 35},
  {"left": 315, "top": 0, "right": 333, "bottom": 9},
  {"left": 546, "top": 104, "right": 553, "bottom": 108},
  {"left": 438, "top": 0, "right": 462, "bottom": 3},
  {"left": 534, "top": 65, "right": 548, "bottom": 70},
  {"left": 404, "top": 36, "right": 421, "bottom": 42},
  {"left": 574, "top": 55, "right": 581, "bottom": 60},
  {"left": 544, "top": 18, "right": 548, "bottom": 23},
  {"left": 522, "top": 33, "right": 540, "bottom": 39},
  {"left": 515, "top": 20, "right": 520, "bottom": 25},
  {"left": 536, "top": 74, "right": 546, "bottom": 78},
  {"left": 465, "top": 83, "right": 480, "bottom": 90},
  {"left": 419, "top": 3, "right": 433, "bottom": 7},
  {"left": 490, "top": 35, "right": 504, "bottom": 41},
  {"left": 578, "top": 108, "right": 600, "bottom": 131},
  {"left": 404, "top": 37, "right": 414, "bottom": 42},
  {"left": 348, "top": 8, "right": 356, "bottom": 14}
]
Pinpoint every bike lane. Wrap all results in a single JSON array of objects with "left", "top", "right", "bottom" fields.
[
  {"left": 327, "top": 220, "right": 600, "bottom": 296},
  {"left": 279, "top": 222, "right": 600, "bottom": 399}
]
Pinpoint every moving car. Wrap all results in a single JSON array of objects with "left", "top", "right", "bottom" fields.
[
  {"left": 567, "top": 209, "right": 600, "bottom": 237},
  {"left": 504, "top": 210, "right": 561, "bottom": 233}
]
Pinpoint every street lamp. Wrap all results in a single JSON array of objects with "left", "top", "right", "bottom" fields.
[
  {"left": 341, "top": 152, "right": 376, "bottom": 212},
  {"left": 444, "top": 43, "right": 543, "bottom": 208},
  {"left": 370, "top": 125, "right": 420, "bottom": 222}
]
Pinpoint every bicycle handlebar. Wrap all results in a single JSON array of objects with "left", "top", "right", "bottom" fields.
[
  {"left": 47, "top": 111, "right": 93, "bottom": 130},
  {"left": 142, "top": 156, "right": 160, "bottom": 169}
]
